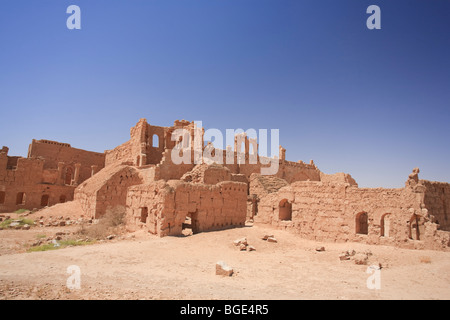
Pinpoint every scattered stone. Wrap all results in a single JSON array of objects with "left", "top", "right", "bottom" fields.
[
  {"left": 55, "top": 236, "right": 62, "bottom": 241},
  {"left": 39, "top": 220, "right": 44, "bottom": 225},
  {"left": 316, "top": 246, "right": 325, "bottom": 252},
  {"left": 106, "top": 235, "right": 115, "bottom": 240},
  {"left": 346, "top": 250, "right": 356, "bottom": 257},
  {"left": 22, "top": 224, "right": 30, "bottom": 230},
  {"left": 239, "top": 243, "right": 247, "bottom": 251},
  {"left": 247, "top": 245, "right": 256, "bottom": 251},
  {"left": 10, "top": 222, "right": 20, "bottom": 228},
  {"left": 216, "top": 261, "right": 233, "bottom": 276},
  {"left": 354, "top": 253, "right": 369, "bottom": 265},
  {"left": 234, "top": 237, "right": 247, "bottom": 246},
  {"left": 59, "top": 221, "right": 66, "bottom": 227},
  {"left": 262, "top": 234, "right": 274, "bottom": 241},
  {"left": 339, "top": 253, "right": 351, "bottom": 261},
  {"left": 267, "top": 237, "right": 278, "bottom": 243}
]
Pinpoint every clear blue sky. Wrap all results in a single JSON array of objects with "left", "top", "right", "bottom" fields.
[{"left": 0, "top": 0, "right": 449, "bottom": 188}]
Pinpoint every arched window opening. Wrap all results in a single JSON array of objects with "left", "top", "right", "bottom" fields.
[{"left": 153, "top": 134, "right": 159, "bottom": 148}]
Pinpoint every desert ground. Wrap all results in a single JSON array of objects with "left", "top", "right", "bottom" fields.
[{"left": 0, "top": 206, "right": 449, "bottom": 300}]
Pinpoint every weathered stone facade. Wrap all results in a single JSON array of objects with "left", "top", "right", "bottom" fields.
[
  {"left": 3, "top": 118, "right": 449, "bottom": 250},
  {"left": 0, "top": 141, "right": 105, "bottom": 213}
]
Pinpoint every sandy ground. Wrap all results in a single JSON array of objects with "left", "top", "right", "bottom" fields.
[{"left": 0, "top": 219, "right": 449, "bottom": 300}]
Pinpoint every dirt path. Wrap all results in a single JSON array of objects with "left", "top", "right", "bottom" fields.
[{"left": 0, "top": 224, "right": 449, "bottom": 300}]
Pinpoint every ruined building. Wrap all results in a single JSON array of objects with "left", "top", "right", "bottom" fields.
[
  {"left": 0, "top": 140, "right": 105, "bottom": 212},
  {"left": 2, "top": 119, "right": 449, "bottom": 250}
]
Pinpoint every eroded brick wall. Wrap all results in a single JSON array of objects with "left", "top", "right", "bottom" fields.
[
  {"left": 422, "top": 180, "right": 450, "bottom": 232},
  {"left": 256, "top": 181, "right": 450, "bottom": 250},
  {"left": 126, "top": 180, "right": 247, "bottom": 237}
]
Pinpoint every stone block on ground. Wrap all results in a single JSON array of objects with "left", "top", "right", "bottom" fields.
[{"left": 216, "top": 261, "right": 233, "bottom": 276}]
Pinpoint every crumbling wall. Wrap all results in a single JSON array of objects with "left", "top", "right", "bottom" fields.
[
  {"left": 256, "top": 181, "right": 449, "bottom": 250},
  {"left": 126, "top": 180, "right": 247, "bottom": 237},
  {"left": 320, "top": 172, "right": 358, "bottom": 186},
  {"left": 75, "top": 164, "right": 143, "bottom": 218},
  {"left": 28, "top": 139, "right": 105, "bottom": 183},
  {"left": 422, "top": 180, "right": 450, "bottom": 232}
]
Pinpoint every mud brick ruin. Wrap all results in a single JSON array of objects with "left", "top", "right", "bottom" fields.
[{"left": 1, "top": 118, "right": 449, "bottom": 250}]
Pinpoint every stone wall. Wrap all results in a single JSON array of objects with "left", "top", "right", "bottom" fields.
[
  {"left": 255, "top": 181, "right": 450, "bottom": 250},
  {"left": 28, "top": 139, "right": 105, "bottom": 183},
  {"left": 75, "top": 164, "right": 143, "bottom": 219},
  {"left": 422, "top": 180, "right": 450, "bottom": 231},
  {"left": 126, "top": 180, "right": 247, "bottom": 237}
]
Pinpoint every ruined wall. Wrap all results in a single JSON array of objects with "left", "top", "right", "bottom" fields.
[
  {"left": 105, "top": 140, "right": 133, "bottom": 167},
  {"left": 28, "top": 139, "right": 105, "bottom": 183},
  {"left": 126, "top": 180, "right": 247, "bottom": 237},
  {"left": 75, "top": 164, "right": 143, "bottom": 219},
  {"left": 256, "top": 181, "right": 450, "bottom": 250},
  {"left": 422, "top": 180, "right": 450, "bottom": 231},
  {"left": 0, "top": 150, "right": 75, "bottom": 212}
]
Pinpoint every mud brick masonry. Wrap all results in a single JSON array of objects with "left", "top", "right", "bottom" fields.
[{"left": 1, "top": 119, "right": 449, "bottom": 250}]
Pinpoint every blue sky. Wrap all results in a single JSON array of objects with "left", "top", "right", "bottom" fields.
[{"left": 0, "top": 0, "right": 449, "bottom": 188}]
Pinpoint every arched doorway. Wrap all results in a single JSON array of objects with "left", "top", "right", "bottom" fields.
[
  {"left": 279, "top": 199, "right": 292, "bottom": 221},
  {"left": 380, "top": 213, "right": 391, "bottom": 237},
  {"left": 356, "top": 212, "right": 369, "bottom": 235}
]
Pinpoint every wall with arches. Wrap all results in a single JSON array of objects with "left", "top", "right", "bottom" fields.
[{"left": 256, "top": 180, "right": 450, "bottom": 250}]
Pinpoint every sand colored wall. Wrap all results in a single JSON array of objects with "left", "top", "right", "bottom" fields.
[
  {"left": 28, "top": 139, "right": 105, "bottom": 183},
  {"left": 126, "top": 180, "right": 247, "bottom": 237},
  {"left": 256, "top": 181, "right": 450, "bottom": 250},
  {"left": 422, "top": 180, "right": 450, "bottom": 232},
  {"left": 75, "top": 164, "right": 144, "bottom": 219}
]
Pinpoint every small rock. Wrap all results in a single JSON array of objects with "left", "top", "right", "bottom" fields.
[
  {"left": 316, "top": 246, "right": 325, "bottom": 252},
  {"left": 59, "top": 221, "right": 66, "bottom": 227},
  {"left": 339, "top": 253, "right": 351, "bottom": 261},
  {"left": 106, "top": 235, "right": 115, "bottom": 240},
  {"left": 233, "top": 237, "right": 247, "bottom": 246},
  {"left": 239, "top": 243, "right": 247, "bottom": 251},
  {"left": 262, "top": 234, "right": 274, "bottom": 241},
  {"left": 267, "top": 237, "right": 278, "bottom": 243},
  {"left": 55, "top": 236, "right": 62, "bottom": 241},
  {"left": 10, "top": 222, "right": 20, "bottom": 228},
  {"left": 247, "top": 245, "right": 256, "bottom": 251},
  {"left": 39, "top": 220, "right": 44, "bottom": 225},
  {"left": 22, "top": 224, "right": 30, "bottom": 230},
  {"left": 216, "top": 261, "right": 233, "bottom": 276}
]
